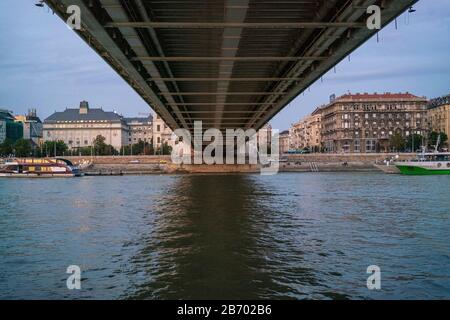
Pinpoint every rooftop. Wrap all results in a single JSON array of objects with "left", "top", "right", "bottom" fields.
[
  {"left": 428, "top": 94, "right": 450, "bottom": 109},
  {"left": 335, "top": 92, "right": 426, "bottom": 102},
  {"left": 44, "top": 108, "right": 123, "bottom": 123},
  {"left": 0, "top": 109, "right": 15, "bottom": 121},
  {"left": 124, "top": 116, "right": 153, "bottom": 124}
]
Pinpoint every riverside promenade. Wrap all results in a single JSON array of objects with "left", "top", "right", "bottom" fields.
[{"left": 64, "top": 153, "right": 415, "bottom": 175}]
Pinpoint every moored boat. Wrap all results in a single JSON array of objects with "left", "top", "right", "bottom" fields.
[
  {"left": 0, "top": 158, "right": 83, "bottom": 177},
  {"left": 395, "top": 153, "right": 450, "bottom": 175}
]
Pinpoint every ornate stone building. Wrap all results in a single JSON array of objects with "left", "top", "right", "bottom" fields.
[
  {"left": 279, "top": 130, "right": 290, "bottom": 154},
  {"left": 152, "top": 114, "right": 174, "bottom": 149},
  {"left": 124, "top": 116, "right": 153, "bottom": 144},
  {"left": 43, "top": 101, "right": 129, "bottom": 150},
  {"left": 289, "top": 109, "right": 322, "bottom": 151},
  {"left": 320, "top": 93, "right": 428, "bottom": 153},
  {"left": 428, "top": 94, "right": 450, "bottom": 143}
]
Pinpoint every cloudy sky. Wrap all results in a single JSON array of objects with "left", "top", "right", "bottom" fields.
[{"left": 0, "top": 0, "right": 449, "bottom": 130}]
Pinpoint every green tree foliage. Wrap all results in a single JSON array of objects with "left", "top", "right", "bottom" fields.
[
  {"left": 429, "top": 131, "right": 448, "bottom": 148},
  {"left": 93, "top": 135, "right": 118, "bottom": 156},
  {"left": 405, "top": 134, "right": 424, "bottom": 152},
  {"left": 389, "top": 133, "right": 406, "bottom": 152},
  {"left": 0, "top": 139, "right": 13, "bottom": 156},
  {"left": 42, "top": 140, "right": 68, "bottom": 157},
  {"left": 13, "top": 139, "right": 32, "bottom": 157},
  {"left": 158, "top": 142, "right": 172, "bottom": 155},
  {"left": 122, "top": 140, "right": 154, "bottom": 155}
]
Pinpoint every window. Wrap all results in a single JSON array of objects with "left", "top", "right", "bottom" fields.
[
  {"left": 366, "top": 140, "right": 376, "bottom": 153},
  {"left": 342, "top": 141, "right": 350, "bottom": 153},
  {"left": 157, "top": 125, "right": 161, "bottom": 132},
  {"left": 354, "top": 140, "right": 360, "bottom": 152}
]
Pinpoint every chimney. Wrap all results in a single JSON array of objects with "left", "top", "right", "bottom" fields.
[{"left": 79, "top": 101, "right": 89, "bottom": 114}]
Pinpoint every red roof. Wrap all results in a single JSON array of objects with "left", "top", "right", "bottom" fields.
[{"left": 336, "top": 92, "right": 424, "bottom": 101}]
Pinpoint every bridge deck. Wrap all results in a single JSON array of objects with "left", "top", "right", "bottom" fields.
[{"left": 45, "top": 0, "right": 417, "bottom": 132}]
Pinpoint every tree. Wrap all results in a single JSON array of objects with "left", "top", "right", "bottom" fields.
[
  {"left": 429, "top": 131, "right": 448, "bottom": 149},
  {"left": 93, "top": 135, "right": 118, "bottom": 156},
  {"left": 406, "top": 134, "right": 424, "bottom": 152},
  {"left": 42, "top": 140, "right": 68, "bottom": 157},
  {"left": 389, "top": 133, "right": 405, "bottom": 152},
  {"left": 0, "top": 139, "right": 13, "bottom": 157},
  {"left": 159, "top": 142, "right": 172, "bottom": 155},
  {"left": 14, "top": 139, "right": 32, "bottom": 157},
  {"left": 121, "top": 140, "right": 154, "bottom": 155}
]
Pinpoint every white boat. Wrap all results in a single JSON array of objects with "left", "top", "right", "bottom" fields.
[
  {"left": 394, "top": 152, "right": 450, "bottom": 175},
  {"left": 0, "top": 158, "right": 83, "bottom": 178}
]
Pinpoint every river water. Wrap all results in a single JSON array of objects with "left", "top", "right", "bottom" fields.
[{"left": 0, "top": 173, "right": 449, "bottom": 300}]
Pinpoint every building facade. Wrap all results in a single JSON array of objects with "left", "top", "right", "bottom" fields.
[
  {"left": 257, "top": 123, "right": 272, "bottom": 149},
  {"left": 43, "top": 101, "right": 128, "bottom": 150},
  {"left": 152, "top": 114, "right": 174, "bottom": 149},
  {"left": 289, "top": 110, "right": 322, "bottom": 151},
  {"left": 125, "top": 116, "right": 153, "bottom": 144},
  {"left": 320, "top": 93, "right": 428, "bottom": 153},
  {"left": 15, "top": 109, "right": 43, "bottom": 147},
  {"left": 279, "top": 130, "right": 290, "bottom": 154},
  {"left": 428, "top": 94, "right": 450, "bottom": 142},
  {"left": 0, "top": 109, "right": 23, "bottom": 143}
]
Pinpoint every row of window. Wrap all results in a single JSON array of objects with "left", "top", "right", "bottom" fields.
[
  {"left": 340, "top": 103, "right": 424, "bottom": 111},
  {"left": 341, "top": 113, "right": 423, "bottom": 120},
  {"left": 341, "top": 121, "right": 422, "bottom": 128}
]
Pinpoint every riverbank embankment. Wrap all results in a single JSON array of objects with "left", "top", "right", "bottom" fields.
[{"left": 63, "top": 153, "right": 414, "bottom": 175}]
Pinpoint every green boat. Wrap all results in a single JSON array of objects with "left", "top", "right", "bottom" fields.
[{"left": 395, "top": 152, "right": 450, "bottom": 175}]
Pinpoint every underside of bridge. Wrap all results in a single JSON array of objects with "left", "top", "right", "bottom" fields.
[{"left": 44, "top": 0, "right": 417, "bottom": 133}]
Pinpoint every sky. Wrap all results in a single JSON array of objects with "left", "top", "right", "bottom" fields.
[{"left": 0, "top": 0, "right": 449, "bottom": 131}]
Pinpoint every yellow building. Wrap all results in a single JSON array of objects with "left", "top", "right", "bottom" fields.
[
  {"left": 289, "top": 109, "right": 322, "bottom": 151},
  {"left": 428, "top": 95, "right": 450, "bottom": 144}
]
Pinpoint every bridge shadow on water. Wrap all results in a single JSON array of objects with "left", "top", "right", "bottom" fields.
[{"left": 123, "top": 174, "right": 319, "bottom": 300}]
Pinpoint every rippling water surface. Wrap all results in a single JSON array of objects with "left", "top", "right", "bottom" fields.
[{"left": 0, "top": 173, "right": 449, "bottom": 299}]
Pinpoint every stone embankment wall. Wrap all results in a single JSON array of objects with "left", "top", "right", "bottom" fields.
[{"left": 64, "top": 153, "right": 414, "bottom": 174}]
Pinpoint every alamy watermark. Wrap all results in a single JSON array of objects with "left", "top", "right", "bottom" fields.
[
  {"left": 66, "top": 5, "right": 81, "bottom": 30},
  {"left": 62, "top": 4, "right": 381, "bottom": 31},
  {"left": 367, "top": 5, "right": 382, "bottom": 30},
  {"left": 170, "top": 121, "right": 280, "bottom": 175},
  {"left": 367, "top": 265, "right": 381, "bottom": 290},
  {"left": 66, "top": 265, "right": 81, "bottom": 290}
]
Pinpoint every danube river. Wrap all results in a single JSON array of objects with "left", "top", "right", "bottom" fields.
[{"left": 0, "top": 173, "right": 449, "bottom": 300}]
